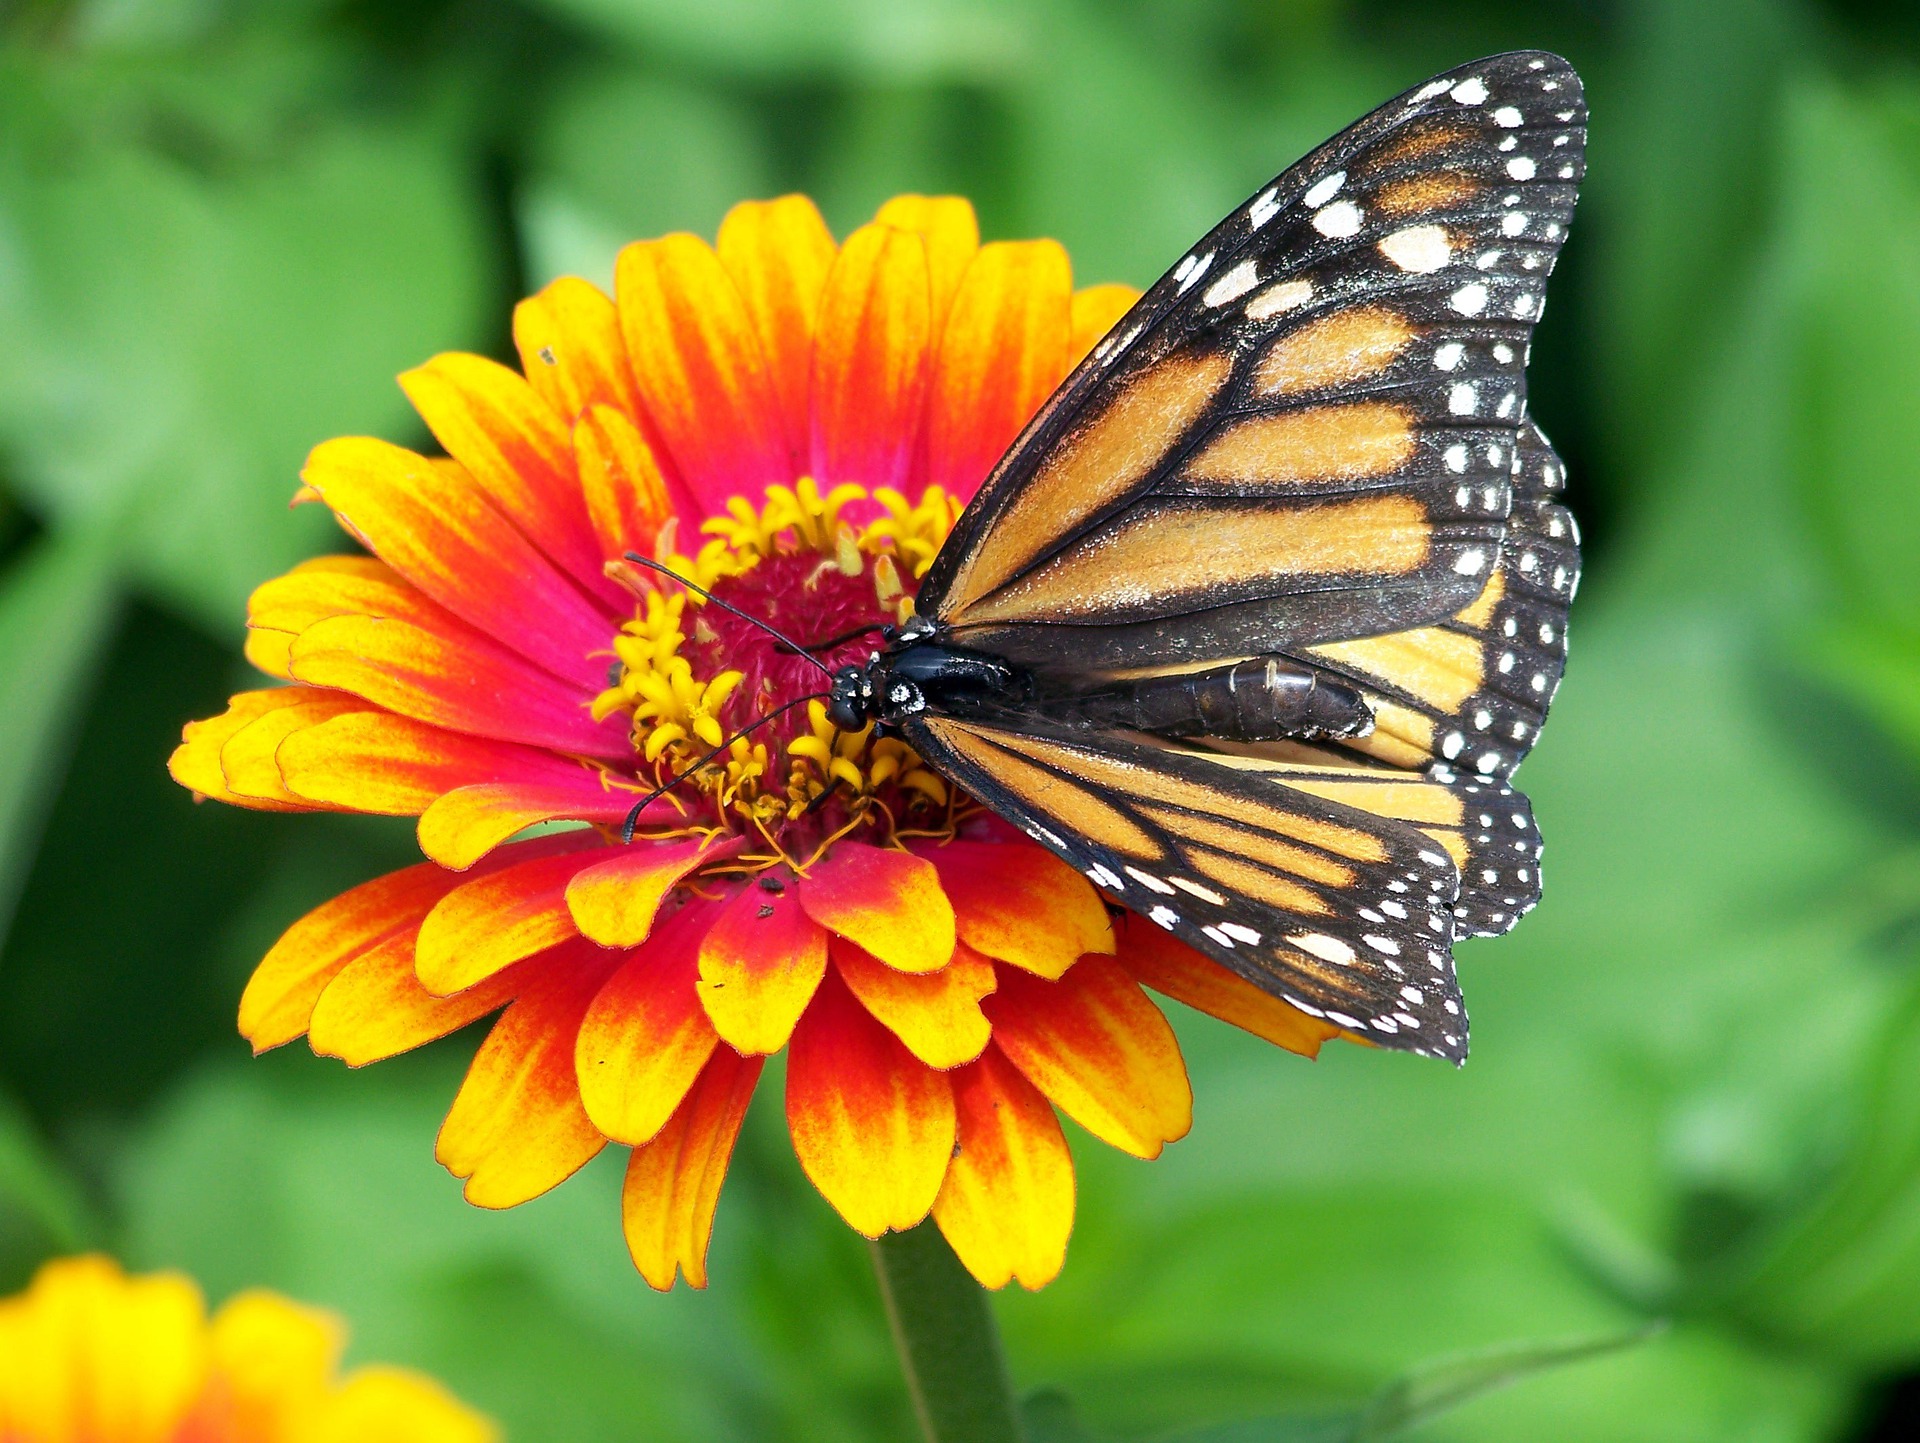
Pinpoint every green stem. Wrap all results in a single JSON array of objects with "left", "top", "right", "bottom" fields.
[{"left": 869, "top": 1224, "right": 1026, "bottom": 1443}]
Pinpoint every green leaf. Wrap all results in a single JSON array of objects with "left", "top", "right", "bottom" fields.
[
  {"left": 526, "top": 0, "right": 1032, "bottom": 83},
  {"left": 1727, "top": 975, "right": 1920, "bottom": 1366},
  {"left": 0, "top": 530, "right": 120, "bottom": 952},
  {"left": 0, "top": 1085, "right": 97, "bottom": 1287},
  {"left": 1589, "top": 0, "right": 1804, "bottom": 488},
  {"left": 521, "top": 68, "right": 770, "bottom": 289},
  {"left": 1349, "top": 1325, "right": 1665, "bottom": 1440},
  {"left": 117, "top": 1057, "right": 774, "bottom": 1442},
  {"left": 1779, "top": 76, "right": 1920, "bottom": 632},
  {"left": 0, "top": 38, "right": 493, "bottom": 630}
]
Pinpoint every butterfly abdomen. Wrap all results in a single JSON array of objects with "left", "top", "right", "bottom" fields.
[{"left": 1051, "top": 657, "right": 1373, "bottom": 742}]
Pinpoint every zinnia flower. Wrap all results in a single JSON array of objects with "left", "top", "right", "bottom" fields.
[
  {"left": 171, "top": 194, "right": 1343, "bottom": 1292},
  {"left": 0, "top": 1255, "right": 493, "bottom": 1442}
]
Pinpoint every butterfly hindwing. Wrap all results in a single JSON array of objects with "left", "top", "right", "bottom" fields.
[
  {"left": 1304, "top": 418, "right": 1580, "bottom": 779},
  {"left": 918, "top": 51, "right": 1585, "bottom": 679},
  {"left": 905, "top": 713, "right": 1474, "bottom": 1060}
]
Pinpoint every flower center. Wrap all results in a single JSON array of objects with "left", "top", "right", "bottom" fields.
[{"left": 593, "top": 479, "right": 964, "bottom": 866}]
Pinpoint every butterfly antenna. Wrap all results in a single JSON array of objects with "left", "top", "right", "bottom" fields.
[
  {"left": 622, "top": 553, "right": 834, "bottom": 679},
  {"left": 620, "top": 691, "right": 828, "bottom": 843}
]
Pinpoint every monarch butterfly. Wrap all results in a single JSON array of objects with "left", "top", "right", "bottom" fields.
[{"left": 667, "top": 51, "right": 1584, "bottom": 1063}]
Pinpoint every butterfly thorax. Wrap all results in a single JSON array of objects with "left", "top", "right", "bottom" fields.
[{"left": 828, "top": 628, "right": 1027, "bottom": 732}]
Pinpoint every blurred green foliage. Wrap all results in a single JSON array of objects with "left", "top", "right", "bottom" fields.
[{"left": 4, "top": 0, "right": 1920, "bottom": 1438}]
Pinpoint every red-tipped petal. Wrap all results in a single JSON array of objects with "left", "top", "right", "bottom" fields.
[
  {"left": 924, "top": 839, "right": 1112, "bottom": 980},
  {"left": 436, "top": 945, "right": 617, "bottom": 1208},
  {"left": 797, "top": 843, "right": 955, "bottom": 974},
  {"left": 400, "top": 353, "right": 615, "bottom": 604},
  {"left": 616, "top": 233, "right": 789, "bottom": 511},
  {"left": 565, "top": 837, "right": 738, "bottom": 948},
  {"left": 932, "top": 1047, "right": 1074, "bottom": 1290},
  {"left": 415, "top": 846, "right": 600, "bottom": 994},
  {"left": 1116, "top": 921, "right": 1340, "bottom": 1058},
  {"left": 240, "top": 859, "right": 467, "bottom": 1052},
  {"left": 924, "top": 240, "right": 1071, "bottom": 500},
  {"left": 695, "top": 878, "right": 829, "bottom": 1055},
  {"left": 300, "top": 437, "right": 611, "bottom": 692},
  {"left": 417, "top": 771, "right": 649, "bottom": 871},
  {"left": 785, "top": 969, "right": 955, "bottom": 1237},
  {"left": 872, "top": 195, "right": 979, "bottom": 333},
  {"left": 716, "top": 195, "right": 837, "bottom": 474},
  {"left": 512, "top": 275, "right": 641, "bottom": 423},
  {"left": 276, "top": 712, "right": 560, "bottom": 816},
  {"left": 575, "top": 404, "right": 672, "bottom": 563},
  {"left": 809, "top": 223, "right": 932, "bottom": 493},
  {"left": 576, "top": 904, "right": 720, "bottom": 1146},
  {"left": 985, "top": 956, "right": 1191, "bottom": 1159},
  {"left": 307, "top": 931, "right": 526, "bottom": 1067},
  {"left": 287, "top": 613, "right": 624, "bottom": 759},
  {"left": 244, "top": 555, "right": 450, "bottom": 681},
  {"left": 833, "top": 939, "right": 994, "bottom": 1070},
  {"left": 171, "top": 690, "right": 350, "bottom": 813},
  {"left": 622, "top": 1045, "right": 763, "bottom": 1290}
]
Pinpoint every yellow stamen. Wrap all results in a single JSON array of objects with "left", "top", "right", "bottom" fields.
[{"left": 592, "top": 479, "right": 957, "bottom": 834}]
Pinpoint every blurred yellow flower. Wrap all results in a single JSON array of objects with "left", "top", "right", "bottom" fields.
[{"left": 0, "top": 1256, "right": 495, "bottom": 1443}]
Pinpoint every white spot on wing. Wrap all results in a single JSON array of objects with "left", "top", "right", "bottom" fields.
[
  {"left": 1378, "top": 223, "right": 1451, "bottom": 274},
  {"left": 1247, "top": 187, "right": 1281, "bottom": 229},
  {"left": 1245, "top": 279, "right": 1312, "bottom": 321},
  {"left": 1304, "top": 170, "right": 1346, "bottom": 207},
  {"left": 1449, "top": 282, "right": 1489, "bottom": 317},
  {"left": 1507, "top": 156, "right": 1537, "bottom": 180},
  {"left": 1202, "top": 258, "right": 1261, "bottom": 308},
  {"left": 1290, "top": 932, "right": 1356, "bottom": 966},
  {"left": 1312, "top": 200, "right": 1363, "bottom": 238},
  {"left": 1449, "top": 77, "right": 1489, "bottom": 105}
]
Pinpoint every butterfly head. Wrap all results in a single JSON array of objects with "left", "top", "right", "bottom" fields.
[{"left": 826, "top": 664, "right": 877, "bottom": 732}]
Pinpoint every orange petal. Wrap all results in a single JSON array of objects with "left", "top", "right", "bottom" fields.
[
  {"left": 786, "top": 969, "right": 955, "bottom": 1237},
  {"left": 576, "top": 904, "right": 720, "bottom": 1145},
  {"left": 833, "top": 938, "right": 994, "bottom": 1070},
  {"left": 239, "top": 859, "right": 467, "bottom": 1052},
  {"left": 436, "top": 946, "right": 617, "bottom": 1208},
  {"left": 307, "top": 931, "right": 526, "bottom": 1066},
  {"left": 616, "top": 233, "right": 790, "bottom": 505},
  {"left": 276, "top": 712, "right": 559, "bottom": 816},
  {"left": 219, "top": 689, "right": 372, "bottom": 805},
  {"left": 622, "top": 1045, "right": 763, "bottom": 1290},
  {"left": 416, "top": 846, "right": 600, "bottom": 994},
  {"left": 399, "top": 353, "right": 613, "bottom": 602},
  {"left": 417, "top": 773, "right": 646, "bottom": 871},
  {"left": 797, "top": 842, "right": 954, "bottom": 974},
  {"left": 924, "top": 240, "right": 1071, "bottom": 499},
  {"left": 985, "top": 956, "right": 1191, "bottom": 1159},
  {"left": 1068, "top": 283, "right": 1141, "bottom": 367},
  {"left": 872, "top": 195, "right": 979, "bottom": 333},
  {"left": 575, "top": 404, "right": 671, "bottom": 562},
  {"left": 300, "top": 437, "right": 611, "bottom": 693},
  {"left": 932, "top": 1046, "right": 1074, "bottom": 1290},
  {"left": 565, "top": 836, "right": 738, "bottom": 948},
  {"left": 925, "top": 839, "right": 1112, "bottom": 980},
  {"left": 172, "top": 690, "right": 344, "bottom": 812},
  {"left": 287, "top": 612, "right": 624, "bottom": 758},
  {"left": 1115, "top": 920, "right": 1340, "bottom": 1058},
  {"left": 513, "top": 275, "right": 641, "bottom": 423},
  {"left": 809, "top": 222, "right": 932, "bottom": 491},
  {"left": 204, "top": 1288, "right": 342, "bottom": 1439},
  {"left": 244, "top": 555, "right": 446, "bottom": 681},
  {"left": 696, "top": 877, "right": 829, "bottom": 1055},
  {"left": 716, "top": 195, "right": 838, "bottom": 474}
]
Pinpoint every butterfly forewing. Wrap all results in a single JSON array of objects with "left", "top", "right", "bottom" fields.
[
  {"left": 906, "top": 714, "right": 1474, "bottom": 1059},
  {"left": 919, "top": 51, "right": 1585, "bottom": 678}
]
